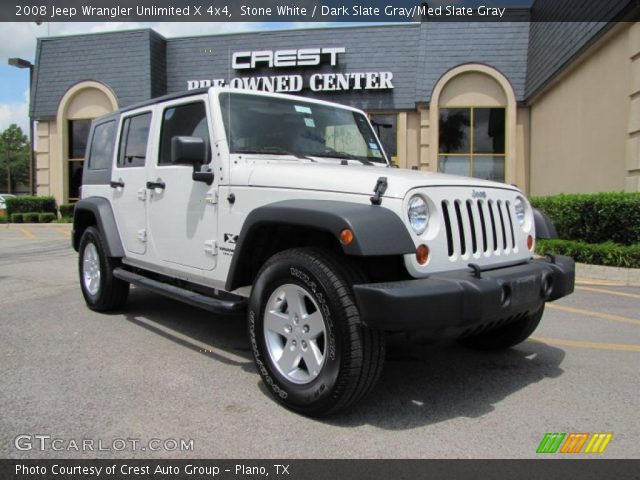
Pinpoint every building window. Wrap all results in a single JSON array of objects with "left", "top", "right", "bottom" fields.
[
  {"left": 68, "top": 161, "right": 84, "bottom": 201},
  {"left": 118, "top": 112, "right": 152, "bottom": 168},
  {"left": 68, "top": 119, "right": 91, "bottom": 159},
  {"left": 370, "top": 114, "right": 397, "bottom": 161},
  {"left": 438, "top": 107, "right": 505, "bottom": 182},
  {"left": 67, "top": 119, "right": 92, "bottom": 202}
]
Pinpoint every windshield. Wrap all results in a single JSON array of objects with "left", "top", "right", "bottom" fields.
[{"left": 219, "top": 92, "right": 387, "bottom": 164}]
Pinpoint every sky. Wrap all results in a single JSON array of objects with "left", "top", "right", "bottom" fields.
[{"left": 0, "top": 0, "right": 534, "bottom": 135}]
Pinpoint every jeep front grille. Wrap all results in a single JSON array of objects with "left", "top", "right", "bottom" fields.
[{"left": 441, "top": 199, "right": 516, "bottom": 258}]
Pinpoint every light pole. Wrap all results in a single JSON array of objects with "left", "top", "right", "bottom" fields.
[{"left": 8, "top": 57, "right": 35, "bottom": 195}]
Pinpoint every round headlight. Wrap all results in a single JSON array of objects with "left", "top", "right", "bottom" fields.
[
  {"left": 514, "top": 196, "right": 526, "bottom": 226},
  {"left": 408, "top": 195, "right": 429, "bottom": 235}
]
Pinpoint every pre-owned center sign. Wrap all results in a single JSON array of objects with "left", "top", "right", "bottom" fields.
[{"left": 187, "top": 47, "right": 394, "bottom": 93}]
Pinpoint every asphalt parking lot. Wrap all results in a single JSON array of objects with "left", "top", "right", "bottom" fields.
[{"left": 1, "top": 224, "right": 638, "bottom": 459}]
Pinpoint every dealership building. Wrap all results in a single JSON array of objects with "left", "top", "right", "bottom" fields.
[{"left": 27, "top": 5, "right": 640, "bottom": 205}]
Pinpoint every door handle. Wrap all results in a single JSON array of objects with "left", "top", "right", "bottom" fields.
[
  {"left": 110, "top": 180, "right": 125, "bottom": 188},
  {"left": 146, "top": 180, "right": 166, "bottom": 190}
]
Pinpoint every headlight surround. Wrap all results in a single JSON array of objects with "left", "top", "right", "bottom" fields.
[
  {"left": 407, "top": 195, "right": 429, "bottom": 235},
  {"left": 514, "top": 196, "right": 526, "bottom": 227}
]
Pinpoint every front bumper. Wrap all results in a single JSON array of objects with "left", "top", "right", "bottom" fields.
[{"left": 353, "top": 255, "right": 575, "bottom": 335}]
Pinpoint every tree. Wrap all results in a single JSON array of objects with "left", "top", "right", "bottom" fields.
[{"left": 0, "top": 124, "right": 30, "bottom": 193}]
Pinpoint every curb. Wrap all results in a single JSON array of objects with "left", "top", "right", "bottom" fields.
[{"left": 576, "top": 262, "right": 640, "bottom": 287}]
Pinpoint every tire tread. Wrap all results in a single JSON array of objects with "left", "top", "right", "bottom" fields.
[
  {"left": 78, "top": 226, "right": 129, "bottom": 312},
  {"left": 253, "top": 247, "right": 385, "bottom": 416}
]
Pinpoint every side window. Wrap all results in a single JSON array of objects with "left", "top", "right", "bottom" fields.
[
  {"left": 87, "top": 121, "right": 116, "bottom": 170},
  {"left": 159, "top": 102, "right": 211, "bottom": 165},
  {"left": 118, "top": 112, "right": 152, "bottom": 168}
]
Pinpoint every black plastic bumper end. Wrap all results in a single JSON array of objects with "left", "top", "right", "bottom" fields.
[{"left": 353, "top": 256, "right": 575, "bottom": 335}]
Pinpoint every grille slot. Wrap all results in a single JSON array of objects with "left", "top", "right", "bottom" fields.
[
  {"left": 454, "top": 200, "right": 466, "bottom": 256},
  {"left": 506, "top": 201, "right": 516, "bottom": 248},
  {"left": 466, "top": 200, "right": 478, "bottom": 254},
  {"left": 442, "top": 196, "right": 518, "bottom": 259},
  {"left": 477, "top": 200, "right": 488, "bottom": 253},
  {"left": 442, "top": 201, "right": 454, "bottom": 257},
  {"left": 488, "top": 200, "right": 498, "bottom": 252},
  {"left": 497, "top": 200, "right": 508, "bottom": 251}
]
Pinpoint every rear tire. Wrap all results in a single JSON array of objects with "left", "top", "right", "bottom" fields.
[
  {"left": 248, "top": 247, "right": 385, "bottom": 417},
  {"left": 78, "top": 226, "right": 129, "bottom": 312},
  {"left": 457, "top": 305, "right": 545, "bottom": 351}
]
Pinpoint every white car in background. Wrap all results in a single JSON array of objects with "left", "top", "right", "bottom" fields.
[{"left": 0, "top": 194, "right": 15, "bottom": 211}]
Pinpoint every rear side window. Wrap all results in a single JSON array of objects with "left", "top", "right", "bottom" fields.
[
  {"left": 159, "top": 102, "right": 211, "bottom": 165},
  {"left": 87, "top": 121, "right": 116, "bottom": 170},
  {"left": 118, "top": 112, "right": 152, "bottom": 168}
]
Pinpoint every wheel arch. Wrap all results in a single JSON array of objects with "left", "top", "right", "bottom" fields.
[
  {"left": 72, "top": 197, "right": 125, "bottom": 258},
  {"left": 225, "top": 199, "right": 415, "bottom": 291},
  {"left": 533, "top": 208, "right": 558, "bottom": 240}
]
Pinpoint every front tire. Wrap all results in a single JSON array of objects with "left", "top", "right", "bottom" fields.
[
  {"left": 457, "top": 305, "right": 545, "bottom": 351},
  {"left": 248, "top": 247, "right": 385, "bottom": 417},
  {"left": 78, "top": 226, "right": 129, "bottom": 312}
]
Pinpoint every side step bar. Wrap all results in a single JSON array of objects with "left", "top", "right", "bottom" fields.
[{"left": 113, "top": 268, "right": 246, "bottom": 316}]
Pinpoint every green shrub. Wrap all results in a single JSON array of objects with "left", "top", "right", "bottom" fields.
[
  {"left": 530, "top": 192, "right": 640, "bottom": 246},
  {"left": 59, "top": 203, "right": 75, "bottom": 218},
  {"left": 38, "top": 213, "right": 56, "bottom": 223},
  {"left": 10, "top": 213, "right": 24, "bottom": 223},
  {"left": 23, "top": 212, "right": 40, "bottom": 223},
  {"left": 0, "top": 215, "right": 7, "bottom": 224},
  {"left": 53, "top": 217, "right": 73, "bottom": 224},
  {"left": 5, "top": 196, "right": 57, "bottom": 216},
  {"left": 536, "top": 239, "right": 640, "bottom": 269}
]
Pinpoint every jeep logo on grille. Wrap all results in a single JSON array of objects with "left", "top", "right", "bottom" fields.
[{"left": 471, "top": 190, "right": 487, "bottom": 199}]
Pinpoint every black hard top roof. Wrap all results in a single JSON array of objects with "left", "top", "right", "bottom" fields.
[{"left": 120, "top": 87, "right": 210, "bottom": 113}]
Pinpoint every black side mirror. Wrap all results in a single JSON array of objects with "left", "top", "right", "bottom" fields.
[
  {"left": 171, "top": 136, "right": 206, "bottom": 165},
  {"left": 171, "top": 136, "right": 214, "bottom": 185}
]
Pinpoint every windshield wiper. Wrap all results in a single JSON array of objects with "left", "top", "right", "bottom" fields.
[
  {"left": 234, "top": 147, "right": 316, "bottom": 162},
  {"left": 314, "top": 151, "right": 375, "bottom": 166}
]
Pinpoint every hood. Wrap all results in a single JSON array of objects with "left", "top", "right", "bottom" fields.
[{"left": 245, "top": 161, "right": 517, "bottom": 199}]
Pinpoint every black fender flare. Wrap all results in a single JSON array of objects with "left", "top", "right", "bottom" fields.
[
  {"left": 225, "top": 199, "right": 416, "bottom": 291},
  {"left": 72, "top": 197, "right": 125, "bottom": 257},
  {"left": 533, "top": 208, "right": 558, "bottom": 240}
]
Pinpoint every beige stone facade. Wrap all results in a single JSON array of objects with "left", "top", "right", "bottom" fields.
[
  {"left": 36, "top": 81, "right": 118, "bottom": 205},
  {"left": 529, "top": 22, "right": 640, "bottom": 195},
  {"left": 395, "top": 63, "right": 523, "bottom": 189}
]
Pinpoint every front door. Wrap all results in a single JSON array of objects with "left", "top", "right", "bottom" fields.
[
  {"left": 110, "top": 110, "right": 153, "bottom": 255},
  {"left": 146, "top": 97, "right": 218, "bottom": 271}
]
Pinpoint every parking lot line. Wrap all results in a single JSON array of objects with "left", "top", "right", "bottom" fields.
[
  {"left": 16, "top": 227, "right": 36, "bottom": 240},
  {"left": 546, "top": 304, "right": 640, "bottom": 326},
  {"left": 575, "top": 278, "right": 625, "bottom": 287},
  {"left": 575, "top": 286, "right": 640, "bottom": 300},
  {"left": 532, "top": 336, "right": 640, "bottom": 352},
  {"left": 54, "top": 227, "right": 71, "bottom": 237}
]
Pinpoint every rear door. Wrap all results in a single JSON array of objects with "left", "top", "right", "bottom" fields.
[
  {"left": 110, "top": 110, "right": 153, "bottom": 255},
  {"left": 145, "top": 96, "right": 218, "bottom": 271}
]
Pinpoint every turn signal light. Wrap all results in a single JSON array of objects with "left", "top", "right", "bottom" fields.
[
  {"left": 527, "top": 235, "right": 534, "bottom": 251},
  {"left": 416, "top": 244, "right": 430, "bottom": 265},
  {"left": 339, "top": 229, "right": 354, "bottom": 245}
]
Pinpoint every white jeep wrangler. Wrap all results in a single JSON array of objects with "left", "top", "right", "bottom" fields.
[{"left": 73, "top": 87, "right": 574, "bottom": 417}]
